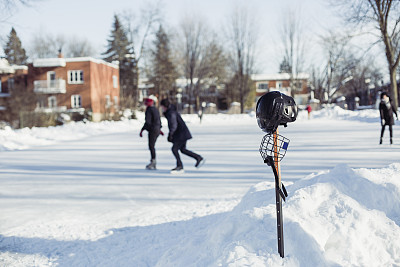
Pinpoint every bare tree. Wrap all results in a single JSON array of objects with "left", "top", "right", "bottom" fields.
[
  {"left": 64, "top": 36, "right": 96, "bottom": 57},
  {"left": 341, "top": 58, "right": 383, "bottom": 106},
  {"left": 28, "top": 31, "right": 65, "bottom": 58},
  {"left": 332, "top": 0, "right": 400, "bottom": 110},
  {"left": 180, "top": 15, "right": 205, "bottom": 113},
  {"left": 121, "top": 0, "right": 162, "bottom": 64},
  {"left": 194, "top": 34, "right": 228, "bottom": 108},
  {"left": 226, "top": 5, "right": 258, "bottom": 113},
  {"left": 320, "top": 31, "right": 358, "bottom": 102},
  {"left": 279, "top": 7, "right": 307, "bottom": 96},
  {"left": 0, "top": 0, "right": 35, "bottom": 23},
  {"left": 119, "top": 0, "right": 162, "bottom": 108}
]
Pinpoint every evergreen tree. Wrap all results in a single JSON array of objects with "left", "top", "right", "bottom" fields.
[
  {"left": 4, "top": 27, "right": 28, "bottom": 65},
  {"left": 149, "top": 25, "right": 178, "bottom": 101},
  {"left": 103, "top": 15, "right": 130, "bottom": 62},
  {"left": 103, "top": 15, "right": 138, "bottom": 108}
]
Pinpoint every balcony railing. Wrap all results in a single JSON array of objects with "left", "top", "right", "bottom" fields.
[{"left": 34, "top": 79, "right": 66, "bottom": 94}]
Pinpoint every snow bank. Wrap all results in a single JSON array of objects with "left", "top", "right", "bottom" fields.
[
  {"left": 0, "top": 119, "right": 141, "bottom": 151},
  {"left": 301, "top": 106, "right": 381, "bottom": 123},
  {"left": 0, "top": 107, "right": 381, "bottom": 152},
  {"left": 126, "top": 164, "right": 400, "bottom": 266}
]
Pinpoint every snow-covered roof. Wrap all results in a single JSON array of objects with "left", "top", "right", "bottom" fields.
[
  {"left": 32, "top": 57, "right": 119, "bottom": 69},
  {"left": 65, "top": 57, "right": 119, "bottom": 69},
  {"left": 33, "top": 58, "right": 66, "bottom": 67},
  {"left": 0, "top": 58, "right": 28, "bottom": 74},
  {"left": 0, "top": 58, "right": 15, "bottom": 74},
  {"left": 251, "top": 73, "right": 310, "bottom": 81}
]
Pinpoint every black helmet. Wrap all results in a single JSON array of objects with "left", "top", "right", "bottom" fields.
[{"left": 256, "top": 91, "right": 297, "bottom": 133}]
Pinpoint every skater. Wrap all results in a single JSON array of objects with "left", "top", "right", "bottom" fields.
[
  {"left": 306, "top": 105, "right": 312, "bottom": 119},
  {"left": 379, "top": 92, "right": 398, "bottom": 144},
  {"left": 160, "top": 98, "right": 205, "bottom": 172},
  {"left": 140, "top": 96, "right": 164, "bottom": 169}
]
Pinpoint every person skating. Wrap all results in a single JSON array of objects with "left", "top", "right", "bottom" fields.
[
  {"left": 140, "top": 96, "right": 164, "bottom": 169},
  {"left": 306, "top": 105, "right": 312, "bottom": 120},
  {"left": 379, "top": 92, "right": 398, "bottom": 145},
  {"left": 160, "top": 98, "right": 205, "bottom": 172}
]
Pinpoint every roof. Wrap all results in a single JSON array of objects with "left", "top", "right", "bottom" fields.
[
  {"left": 32, "top": 57, "right": 119, "bottom": 69},
  {"left": 0, "top": 58, "right": 28, "bottom": 74},
  {"left": 0, "top": 59, "right": 15, "bottom": 74}
]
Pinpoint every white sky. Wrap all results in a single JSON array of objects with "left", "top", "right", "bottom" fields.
[{"left": 0, "top": 0, "right": 353, "bottom": 73}]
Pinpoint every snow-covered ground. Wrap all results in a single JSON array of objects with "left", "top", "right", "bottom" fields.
[{"left": 0, "top": 107, "right": 399, "bottom": 266}]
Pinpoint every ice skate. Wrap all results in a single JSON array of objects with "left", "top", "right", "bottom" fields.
[
  {"left": 146, "top": 159, "right": 156, "bottom": 170},
  {"left": 170, "top": 166, "right": 184, "bottom": 174},
  {"left": 195, "top": 157, "right": 205, "bottom": 168}
]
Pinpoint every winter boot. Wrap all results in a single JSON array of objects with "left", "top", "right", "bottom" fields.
[
  {"left": 146, "top": 159, "right": 156, "bottom": 170},
  {"left": 379, "top": 138, "right": 382, "bottom": 145},
  {"left": 390, "top": 138, "right": 393, "bottom": 145}
]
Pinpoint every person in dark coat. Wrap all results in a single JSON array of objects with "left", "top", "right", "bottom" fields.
[
  {"left": 160, "top": 98, "right": 204, "bottom": 172},
  {"left": 379, "top": 92, "right": 398, "bottom": 144},
  {"left": 140, "top": 97, "right": 163, "bottom": 169}
]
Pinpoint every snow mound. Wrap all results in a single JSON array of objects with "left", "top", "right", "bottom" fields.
[
  {"left": 154, "top": 164, "right": 399, "bottom": 266},
  {"left": 61, "top": 163, "right": 397, "bottom": 266},
  {"left": 146, "top": 164, "right": 400, "bottom": 266}
]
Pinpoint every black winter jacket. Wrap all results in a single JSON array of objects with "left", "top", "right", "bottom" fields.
[
  {"left": 141, "top": 106, "right": 161, "bottom": 133},
  {"left": 163, "top": 105, "right": 192, "bottom": 142},
  {"left": 379, "top": 100, "right": 398, "bottom": 126}
]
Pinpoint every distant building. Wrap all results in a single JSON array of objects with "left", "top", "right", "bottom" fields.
[
  {"left": 252, "top": 73, "right": 310, "bottom": 106},
  {"left": 27, "top": 56, "right": 120, "bottom": 121},
  {"left": 138, "top": 77, "right": 223, "bottom": 113},
  {"left": 0, "top": 58, "right": 28, "bottom": 111}
]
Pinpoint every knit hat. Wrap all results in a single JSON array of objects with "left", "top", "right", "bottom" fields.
[{"left": 144, "top": 98, "right": 154, "bottom": 107}]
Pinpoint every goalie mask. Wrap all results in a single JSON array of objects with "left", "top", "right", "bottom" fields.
[{"left": 256, "top": 91, "right": 297, "bottom": 133}]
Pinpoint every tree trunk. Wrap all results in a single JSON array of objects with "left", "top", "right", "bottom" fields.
[{"left": 389, "top": 67, "right": 398, "bottom": 111}]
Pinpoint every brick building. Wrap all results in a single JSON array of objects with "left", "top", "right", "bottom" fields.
[
  {"left": 0, "top": 58, "right": 28, "bottom": 112},
  {"left": 252, "top": 73, "right": 310, "bottom": 106},
  {"left": 28, "top": 56, "right": 120, "bottom": 121}
]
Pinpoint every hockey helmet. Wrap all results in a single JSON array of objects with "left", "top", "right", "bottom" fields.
[{"left": 256, "top": 91, "right": 297, "bottom": 133}]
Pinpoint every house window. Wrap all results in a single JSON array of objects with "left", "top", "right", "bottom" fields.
[
  {"left": 47, "top": 71, "right": 56, "bottom": 81},
  {"left": 48, "top": 96, "right": 57, "bottom": 108},
  {"left": 8, "top": 78, "right": 15, "bottom": 90},
  {"left": 71, "top": 94, "right": 82, "bottom": 108},
  {"left": 68, "top": 70, "right": 84, "bottom": 84},
  {"left": 114, "top": 96, "right": 118, "bottom": 107},
  {"left": 258, "top": 83, "right": 268, "bottom": 90},
  {"left": 105, "top": 95, "right": 111, "bottom": 108},
  {"left": 293, "top": 81, "right": 303, "bottom": 90},
  {"left": 47, "top": 71, "right": 56, "bottom": 88},
  {"left": 112, "top": 75, "right": 118, "bottom": 88},
  {"left": 276, "top": 81, "right": 283, "bottom": 89}
]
